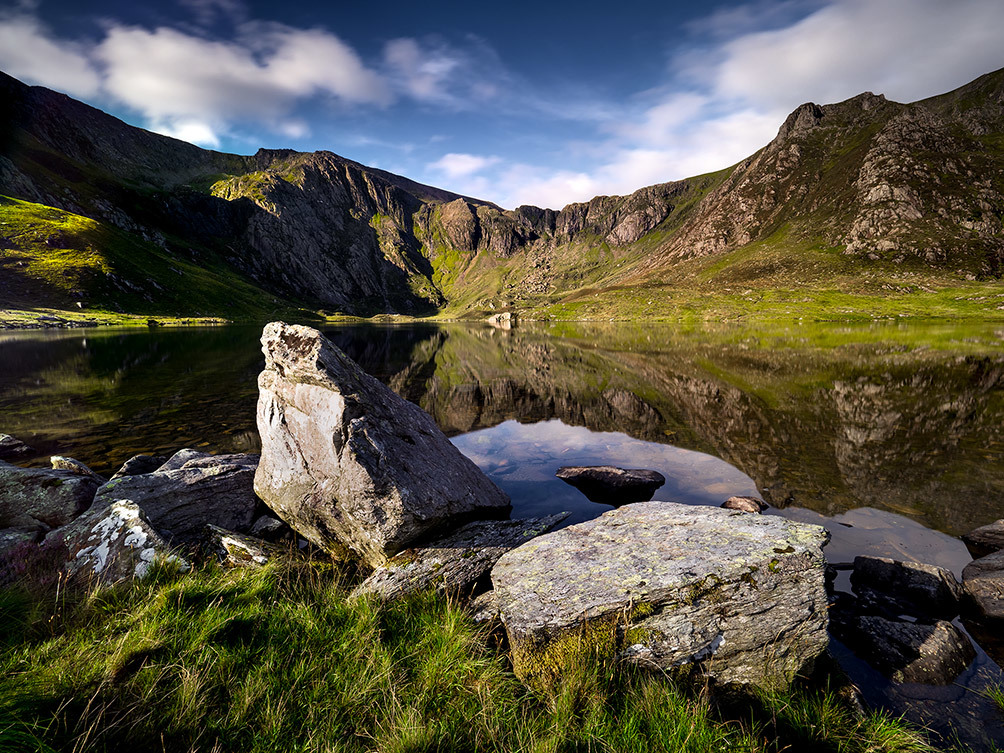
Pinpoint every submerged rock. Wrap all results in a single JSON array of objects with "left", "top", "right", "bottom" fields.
[
  {"left": 962, "top": 519, "right": 1004, "bottom": 560},
  {"left": 491, "top": 501, "right": 829, "bottom": 690},
  {"left": 554, "top": 465, "right": 665, "bottom": 504},
  {"left": 961, "top": 550, "right": 1004, "bottom": 625},
  {"left": 254, "top": 322, "right": 510, "bottom": 566},
  {"left": 722, "top": 496, "right": 768, "bottom": 513},
  {"left": 109, "top": 454, "right": 169, "bottom": 481},
  {"left": 351, "top": 513, "right": 568, "bottom": 602},
  {"left": 0, "top": 434, "right": 33, "bottom": 460},
  {"left": 851, "top": 556, "right": 963, "bottom": 620},
  {"left": 830, "top": 598, "right": 975, "bottom": 684},
  {"left": 0, "top": 460, "right": 98, "bottom": 530},
  {"left": 94, "top": 451, "right": 259, "bottom": 543},
  {"left": 59, "top": 499, "right": 189, "bottom": 584}
]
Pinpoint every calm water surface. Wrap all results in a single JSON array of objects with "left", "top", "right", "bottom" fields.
[{"left": 2, "top": 320, "right": 1003, "bottom": 747}]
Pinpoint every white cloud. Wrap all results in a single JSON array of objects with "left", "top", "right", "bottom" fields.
[
  {"left": 150, "top": 118, "right": 221, "bottom": 148},
  {"left": 428, "top": 153, "right": 501, "bottom": 179},
  {"left": 0, "top": 12, "right": 101, "bottom": 97}
]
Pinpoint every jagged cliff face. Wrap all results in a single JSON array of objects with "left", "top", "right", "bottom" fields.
[{"left": 1, "top": 68, "right": 1003, "bottom": 316}]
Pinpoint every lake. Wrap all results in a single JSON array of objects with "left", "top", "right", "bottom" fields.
[{"left": 2, "top": 319, "right": 1003, "bottom": 747}]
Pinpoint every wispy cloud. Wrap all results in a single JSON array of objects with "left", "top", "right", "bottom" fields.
[{"left": 0, "top": 10, "right": 101, "bottom": 97}]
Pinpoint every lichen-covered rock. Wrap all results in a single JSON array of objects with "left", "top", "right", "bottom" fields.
[
  {"left": 961, "top": 550, "right": 1004, "bottom": 625},
  {"left": 851, "top": 556, "right": 963, "bottom": 620},
  {"left": 204, "top": 524, "right": 287, "bottom": 568},
  {"left": 722, "top": 496, "right": 768, "bottom": 513},
  {"left": 109, "top": 454, "right": 169, "bottom": 481},
  {"left": 50, "top": 456, "right": 107, "bottom": 484},
  {"left": 554, "top": 466, "right": 665, "bottom": 504},
  {"left": 962, "top": 519, "right": 1004, "bottom": 560},
  {"left": 830, "top": 598, "right": 975, "bottom": 684},
  {"left": 254, "top": 322, "right": 510, "bottom": 566},
  {"left": 0, "top": 434, "right": 32, "bottom": 460},
  {"left": 0, "top": 527, "right": 40, "bottom": 555},
  {"left": 351, "top": 513, "right": 567, "bottom": 602},
  {"left": 470, "top": 590, "right": 501, "bottom": 625},
  {"left": 492, "top": 501, "right": 829, "bottom": 689},
  {"left": 94, "top": 452, "right": 258, "bottom": 543},
  {"left": 0, "top": 459, "right": 98, "bottom": 529},
  {"left": 59, "top": 499, "right": 189, "bottom": 584}
]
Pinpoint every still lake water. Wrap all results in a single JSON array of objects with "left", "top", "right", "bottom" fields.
[{"left": 2, "top": 320, "right": 1003, "bottom": 746}]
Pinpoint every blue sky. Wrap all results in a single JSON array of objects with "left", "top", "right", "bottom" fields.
[{"left": 2, "top": 0, "right": 1004, "bottom": 209}]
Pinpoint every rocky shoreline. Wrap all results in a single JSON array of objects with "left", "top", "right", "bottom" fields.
[{"left": 2, "top": 323, "right": 1003, "bottom": 721}]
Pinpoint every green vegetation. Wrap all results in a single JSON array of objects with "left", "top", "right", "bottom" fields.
[
  {"left": 0, "top": 558, "right": 937, "bottom": 753},
  {"left": 0, "top": 195, "right": 314, "bottom": 324}
]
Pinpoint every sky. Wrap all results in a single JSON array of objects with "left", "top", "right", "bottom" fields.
[{"left": 1, "top": 0, "right": 1003, "bottom": 210}]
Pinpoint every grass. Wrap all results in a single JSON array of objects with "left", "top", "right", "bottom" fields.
[{"left": 0, "top": 557, "right": 939, "bottom": 753}]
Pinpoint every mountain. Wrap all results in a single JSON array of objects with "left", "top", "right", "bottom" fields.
[{"left": 1, "top": 68, "right": 1003, "bottom": 320}]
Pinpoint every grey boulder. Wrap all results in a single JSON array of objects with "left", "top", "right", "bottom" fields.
[
  {"left": 94, "top": 450, "right": 259, "bottom": 543},
  {"left": 351, "top": 513, "right": 568, "bottom": 602},
  {"left": 851, "top": 556, "right": 963, "bottom": 620},
  {"left": 491, "top": 501, "right": 829, "bottom": 690},
  {"left": 961, "top": 550, "right": 1004, "bottom": 625},
  {"left": 962, "top": 519, "right": 1004, "bottom": 560},
  {"left": 254, "top": 322, "right": 510, "bottom": 567},
  {"left": 59, "top": 499, "right": 190, "bottom": 584},
  {"left": 109, "top": 454, "right": 170, "bottom": 481},
  {"left": 0, "top": 460, "right": 98, "bottom": 530},
  {"left": 555, "top": 465, "right": 665, "bottom": 504}
]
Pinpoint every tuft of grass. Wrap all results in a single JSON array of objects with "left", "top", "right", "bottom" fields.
[{"left": 0, "top": 558, "right": 935, "bottom": 753}]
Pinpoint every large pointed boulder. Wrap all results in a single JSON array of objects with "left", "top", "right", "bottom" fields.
[{"left": 253, "top": 322, "right": 510, "bottom": 566}]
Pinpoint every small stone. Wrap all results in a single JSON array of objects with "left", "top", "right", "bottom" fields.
[
  {"left": 50, "top": 456, "right": 107, "bottom": 484},
  {"left": 204, "top": 525, "right": 287, "bottom": 568},
  {"left": 555, "top": 466, "right": 665, "bottom": 504},
  {"left": 722, "top": 496, "right": 768, "bottom": 513},
  {"left": 962, "top": 519, "right": 1004, "bottom": 559}
]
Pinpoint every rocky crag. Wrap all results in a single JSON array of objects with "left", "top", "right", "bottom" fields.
[{"left": 1, "top": 68, "right": 1003, "bottom": 318}]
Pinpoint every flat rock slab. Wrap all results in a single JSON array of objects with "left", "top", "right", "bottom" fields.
[
  {"left": 59, "top": 499, "right": 190, "bottom": 584},
  {"left": 254, "top": 322, "right": 510, "bottom": 567},
  {"left": 962, "top": 519, "right": 1004, "bottom": 560},
  {"left": 962, "top": 550, "right": 1004, "bottom": 624},
  {"left": 94, "top": 451, "right": 259, "bottom": 543},
  {"left": 0, "top": 460, "right": 98, "bottom": 529},
  {"left": 351, "top": 513, "right": 568, "bottom": 601},
  {"left": 0, "top": 434, "right": 33, "bottom": 460},
  {"left": 851, "top": 556, "right": 962, "bottom": 620},
  {"left": 555, "top": 466, "right": 665, "bottom": 504},
  {"left": 830, "top": 599, "right": 974, "bottom": 684},
  {"left": 492, "top": 501, "right": 829, "bottom": 689}
]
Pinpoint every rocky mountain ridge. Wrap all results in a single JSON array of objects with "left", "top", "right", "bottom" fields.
[{"left": 1, "top": 67, "right": 1003, "bottom": 317}]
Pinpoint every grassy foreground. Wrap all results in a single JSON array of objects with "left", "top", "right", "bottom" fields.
[{"left": 0, "top": 558, "right": 937, "bottom": 753}]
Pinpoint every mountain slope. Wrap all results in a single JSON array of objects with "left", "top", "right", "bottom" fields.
[{"left": 1, "top": 68, "right": 1003, "bottom": 320}]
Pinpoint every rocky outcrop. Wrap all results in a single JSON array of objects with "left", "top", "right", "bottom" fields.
[
  {"left": 491, "top": 502, "right": 829, "bottom": 689},
  {"left": 254, "top": 322, "right": 510, "bottom": 566},
  {"left": 961, "top": 551, "right": 1004, "bottom": 625},
  {"left": 93, "top": 450, "right": 259, "bottom": 543},
  {"left": 850, "top": 556, "right": 963, "bottom": 620},
  {"left": 59, "top": 499, "right": 190, "bottom": 584},
  {"left": 351, "top": 513, "right": 567, "bottom": 601},
  {"left": 963, "top": 519, "right": 1004, "bottom": 559},
  {"left": 554, "top": 466, "right": 665, "bottom": 504},
  {"left": 0, "top": 460, "right": 98, "bottom": 530}
]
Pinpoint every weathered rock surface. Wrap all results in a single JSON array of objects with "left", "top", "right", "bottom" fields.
[
  {"left": 961, "top": 551, "right": 1004, "bottom": 625},
  {"left": 722, "top": 496, "right": 768, "bottom": 513},
  {"left": 155, "top": 448, "right": 211, "bottom": 473},
  {"left": 254, "top": 322, "right": 510, "bottom": 566},
  {"left": 204, "top": 524, "right": 287, "bottom": 568},
  {"left": 962, "top": 519, "right": 1004, "bottom": 559},
  {"left": 554, "top": 466, "right": 665, "bottom": 504},
  {"left": 491, "top": 501, "right": 829, "bottom": 689},
  {"left": 0, "top": 460, "right": 98, "bottom": 530},
  {"left": 50, "top": 456, "right": 107, "bottom": 484},
  {"left": 351, "top": 513, "right": 568, "bottom": 602},
  {"left": 470, "top": 589, "right": 501, "bottom": 625},
  {"left": 851, "top": 556, "right": 963, "bottom": 620},
  {"left": 0, "top": 434, "right": 32, "bottom": 460},
  {"left": 110, "top": 454, "right": 169, "bottom": 481},
  {"left": 0, "top": 527, "right": 39, "bottom": 555},
  {"left": 94, "top": 452, "right": 259, "bottom": 542},
  {"left": 59, "top": 499, "right": 189, "bottom": 584},
  {"left": 830, "top": 598, "right": 975, "bottom": 684},
  {"left": 250, "top": 514, "right": 294, "bottom": 542}
]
